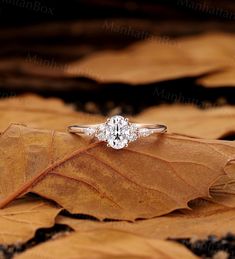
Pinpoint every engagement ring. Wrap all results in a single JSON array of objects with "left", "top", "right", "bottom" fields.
[{"left": 68, "top": 115, "right": 167, "bottom": 150}]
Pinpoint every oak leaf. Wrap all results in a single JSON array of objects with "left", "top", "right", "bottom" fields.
[
  {"left": 0, "top": 196, "right": 61, "bottom": 245},
  {"left": 15, "top": 229, "right": 197, "bottom": 259},
  {"left": 0, "top": 124, "right": 234, "bottom": 220}
]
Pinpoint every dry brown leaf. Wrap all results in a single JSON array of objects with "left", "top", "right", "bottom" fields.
[
  {"left": 0, "top": 124, "right": 234, "bottom": 220},
  {"left": 135, "top": 105, "right": 235, "bottom": 139},
  {"left": 1, "top": 94, "right": 235, "bottom": 140},
  {"left": 65, "top": 33, "right": 235, "bottom": 85},
  {"left": 15, "top": 229, "right": 197, "bottom": 259},
  {"left": 57, "top": 200, "right": 235, "bottom": 240},
  {"left": 0, "top": 196, "right": 61, "bottom": 245}
]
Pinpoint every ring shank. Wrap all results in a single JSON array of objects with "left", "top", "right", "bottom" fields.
[
  {"left": 68, "top": 123, "right": 167, "bottom": 134},
  {"left": 68, "top": 124, "right": 102, "bottom": 134},
  {"left": 134, "top": 123, "right": 167, "bottom": 133}
]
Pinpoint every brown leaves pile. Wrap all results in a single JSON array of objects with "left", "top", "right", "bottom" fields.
[
  {"left": 0, "top": 94, "right": 235, "bottom": 258},
  {"left": 1, "top": 32, "right": 235, "bottom": 91}
]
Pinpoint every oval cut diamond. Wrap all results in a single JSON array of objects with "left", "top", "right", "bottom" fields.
[
  {"left": 91, "top": 115, "right": 161, "bottom": 149},
  {"left": 105, "top": 115, "right": 130, "bottom": 149}
]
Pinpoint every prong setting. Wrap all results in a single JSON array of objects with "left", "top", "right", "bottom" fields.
[{"left": 94, "top": 115, "right": 155, "bottom": 149}]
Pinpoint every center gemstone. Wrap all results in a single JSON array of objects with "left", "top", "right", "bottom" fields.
[
  {"left": 96, "top": 115, "right": 138, "bottom": 149},
  {"left": 105, "top": 115, "right": 129, "bottom": 149},
  {"left": 96, "top": 115, "right": 135, "bottom": 149}
]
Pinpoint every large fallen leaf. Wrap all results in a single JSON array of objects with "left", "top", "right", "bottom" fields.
[
  {"left": 1, "top": 94, "right": 235, "bottom": 140},
  {"left": 0, "top": 196, "right": 61, "bottom": 245},
  {"left": 0, "top": 124, "right": 234, "bottom": 220},
  {"left": 15, "top": 229, "right": 197, "bottom": 259},
  {"left": 57, "top": 200, "right": 235, "bottom": 240}
]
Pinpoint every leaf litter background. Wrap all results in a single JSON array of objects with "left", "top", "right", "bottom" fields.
[{"left": 1, "top": 1, "right": 235, "bottom": 258}]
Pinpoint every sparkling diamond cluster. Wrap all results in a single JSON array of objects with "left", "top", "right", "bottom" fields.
[{"left": 85, "top": 115, "right": 153, "bottom": 150}]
